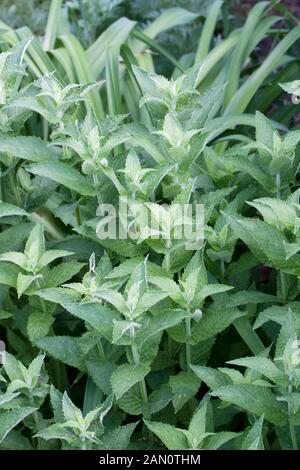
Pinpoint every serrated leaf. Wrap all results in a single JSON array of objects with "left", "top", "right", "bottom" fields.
[
  {"left": 143, "top": 420, "right": 187, "bottom": 450},
  {"left": 111, "top": 363, "right": 150, "bottom": 400},
  {"left": 0, "top": 134, "right": 58, "bottom": 162},
  {"left": 227, "top": 357, "right": 286, "bottom": 385},
  {"left": 85, "top": 359, "right": 116, "bottom": 395},
  {"left": 27, "top": 310, "right": 54, "bottom": 341},
  {"left": 100, "top": 422, "right": 138, "bottom": 450},
  {"left": 169, "top": 372, "right": 200, "bottom": 412},
  {"left": 191, "top": 365, "right": 231, "bottom": 390},
  {"left": 26, "top": 161, "right": 95, "bottom": 196},
  {"left": 242, "top": 416, "right": 264, "bottom": 450},
  {"left": 0, "top": 407, "right": 36, "bottom": 442},
  {"left": 0, "top": 202, "right": 28, "bottom": 218},
  {"left": 42, "top": 262, "right": 84, "bottom": 288},
  {"left": 211, "top": 384, "right": 287, "bottom": 426},
  {"left": 63, "top": 302, "right": 119, "bottom": 340},
  {"left": 35, "top": 336, "right": 85, "bottom": 371}
]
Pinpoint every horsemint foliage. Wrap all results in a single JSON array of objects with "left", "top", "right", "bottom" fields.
[{"left": 1, "top": 0, "right": 300, "bottom": 451}]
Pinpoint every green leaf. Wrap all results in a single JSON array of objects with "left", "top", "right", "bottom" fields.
[
  {"left": 35, "top": 336, "right": 85, "bottom": 371},
  {"left": 62, "top": 391, "right": 82, "bottom": 422},
  {"left": 241, "top": 416, "right": 264, "bottom": 450},
  {"left": 275, "top": 311, "right": 296, "bottom": 360},
  {"left": 169, "top": 305, "right": 245, "bottom": 344},
  {"left": 169, "top": 372, "right": 200, "bottom": 413},
  {"left": 143, "top": 420, "right": 187, "bottom": 450},
  {"left": 42, "top": 262, "right": 84, "bottom": 288},
  {"left": 138, "top": 8, "right": 198, "bottom": 48},
  {"left": 188, "top": 398, "right": 211, "bottom": 437},
  {"left": 85, "top": 359, "right": 116, "bottom": 395},
  {"left": 211, "top": 384, "right": 287, "bottom": 426},
  {"left": 37, "top": 250, "right": 73, "bottom": 270},
  {"left": 26, "top": 161, "right": 95, "bottom": 196},
  {"left": 35, "top": 424, "right": 74, "bottom": 442},
  {"left": 0, "top": 252, "right": 28, "bottom": 270},
  {"left": 0, "top": 263, "right": 19, "bottom": 288},
  {"left": 227, "top": 215, "right": 289, "bottom": 267},
  {"left": 0, "top": 134, "right": 58, "bottom": 162},
  {"left": 0, "top": 392, "right": 20, "bottom": 407},
  {"left": 190, "top": 365, "right": 231, "bottom": 390},
  {"left": 36, "top": 287, "right": 79, "bottom": 304},
  {"left": 138, "top": 309, "right": 189, "bottom": 344},
  {"left": 0, "top": 202, "right": 27, "bottom": 218},
  {"left": 25, "top": 224, "right": 45, "bottom": 269},
  {"left": 0, "top": 407, "right": 36, "bottom": 442},
  {"left": 195, "top": 0, "right": 223, "bottom": 63},
  {"left": 225, "top": 24, "right": 300, "bottom": 115},
  {"left": 27, "top": 310, "right": 54, "bottom": 341},
  {"left": 204, "top": 432, "right": 240, "bottom": 450},
  {"left": 100, "top": 422, "right": 138, "bottom": 450},
  {"left": 2, "top": 352, "right": 23, "bottom": 382},
  {"left": 0, "top": 223, "right": 33, "bottom": 254},
  {"left": 43, "top": 0, "right": 62, "bottom": 51},
  {"left": 111, "top": 363, "right": 150, "bottom": 400},
  {"left": 87, "top": 18, "right": 136, "bottom": 78},
  {"left": 16, "top": 273, "right": 40, "bottom": 298},
  {"left": 227, "top": 356, "right": 286, "bottom": 385},
  {"left": 63, "top": 302, "right": 120, "bottom": 340},
  {"left": 0, "top": 309, "right": 12, "bottom": 320}
]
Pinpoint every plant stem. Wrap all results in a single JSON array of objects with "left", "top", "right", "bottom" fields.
[
  {"left": 164, "top": 250, "right": 171, "bottom": 272},
  {"left": 276, "top": 174, "right": 288, "bottom": 303},
  {"left": 276, "top": 172, "right": 281, "bottom": 199},
  {"left": 220, "top": 259, "right": 225, "bottom": 280},
  {"left": 8, "top": 169, "right": 22, "bottom": 207},
  {"left": 130, "top": 328, "right": 148, "bottom": 406},
  {"left": 93, "top": 172, "right": 102, "bottom": 205},
  {"left": 30, "top": 395, "right": 41, "bottom": 450},
  {"left": 186, "top": 308, "right": 192, "bottom": 371},
  {"left": 75, "top": 204, "right": 82, "bottom": 226},
  {"left": 280, "top": 270, "right": 288, "bottom": 302},
  {"left": 288, "top": 375, "right": 298, "bottom": 450},
  {"left": 35, "top": 277, "right": 47, "bottom": 314},
  {"left": 97, "top": 339, "right": 105, "bottom": 362}
]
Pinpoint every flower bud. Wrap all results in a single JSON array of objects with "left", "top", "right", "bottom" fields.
[
  {"left": 100, "top": 158, "right": 108, "bottom": 168},
  {"left": 81, "top": 160, "right": 95, "bottom": 175},
  {"left": 193, "top": 309, "right": 203, "bottom": 321}
]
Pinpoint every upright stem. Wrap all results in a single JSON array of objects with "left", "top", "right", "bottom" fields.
[
  {"left": 97, "top": 339, "right": 105, "bottom": 362},
  {"left": 280, "top": 270, "right": 288, "bottom": 301},
  {"left": 186, "top": 308, "right": 192, "bottom": 371},
  {"left": 29, "top": 393, "right": 41, "bottom": 449},
  {"left": 220, "top": 259, "right": 225, "bottom": 281},
  {"left": 130, "top": 327, "right": 148, "bottom": 405},
  {"left": 288, "top": 375, "right": 298, "bottom": 450},
  {"left": 276, "top": 172, "right": 281, "bottom": 199},
  {"left": 8, "top": 169, "right": 22, "bottom": 207},
  {"left": 93, "top": 172, "right": 102, "bottom": 206},
  {"left": 35, "top": 277, "right": 47, "bottom": 314},
  {"left": 276, "top": 173, "right": 288, "bottom": 303},
  {"left": 164, "top": 251, "right": 171, "bottom": 272}
]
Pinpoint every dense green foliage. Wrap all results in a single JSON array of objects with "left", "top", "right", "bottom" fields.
[{"left": 1, "top": 0, "right": 300, "bottom": 451}]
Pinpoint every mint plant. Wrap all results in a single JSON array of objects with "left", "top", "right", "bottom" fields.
[{"left": 1, "top": 0, "right": 300, "bottom": 452}]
